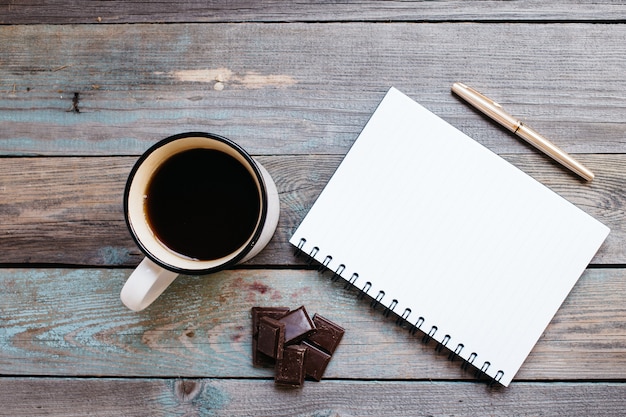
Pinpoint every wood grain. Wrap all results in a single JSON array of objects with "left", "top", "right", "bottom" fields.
[
  {"left": 1, "top": 23, "right": 625, "bottom": 155},
  {"left": 0, "top": 154, "right": 623, "bottom": 267},
  {"left": 1, "top": 268, "right": 624, "bottom": 381},
  {"left": 2, "top": 3, "right": 625, "bottom": 413},
  {"left": 1, "top": 378, "right": 625, "bottom": 417},
  {"left": 3, "top": 1, "right": 626, "bottom": 24}
]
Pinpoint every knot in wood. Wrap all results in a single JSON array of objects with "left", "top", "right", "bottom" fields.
[{"left": 175, "top": 380, "right": 202, "bottom": 402}]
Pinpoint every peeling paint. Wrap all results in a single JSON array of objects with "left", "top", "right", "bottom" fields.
[{"left": 166, "top": 68, "right": 296, "bottom": 89}]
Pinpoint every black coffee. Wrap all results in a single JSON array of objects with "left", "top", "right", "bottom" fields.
[{"left": 145, "top": 148, "right": 261, "bottom": 261}]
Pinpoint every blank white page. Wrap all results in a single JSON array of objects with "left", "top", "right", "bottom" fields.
[{"left": 290, "top": 87, "right": 609, "bottom": 386}]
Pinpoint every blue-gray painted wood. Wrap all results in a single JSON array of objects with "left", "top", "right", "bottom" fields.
[
  {"left": 0, "top": 154, "right": 623, "bottom": 266},
  {"left": 1, "top": 23, "right": 625, "bottom": 156},
  {"left": 2, "top": 3, "right": 625, "bottom": 414},
  {"left": 1, "top": 268, "right": 624, "bottom": 380},
  {"left": 3, "top": 1, "right": 626, "bottom": 24},
  {"left": 1, "top": 378, "right": 625, "bottom": 417}
]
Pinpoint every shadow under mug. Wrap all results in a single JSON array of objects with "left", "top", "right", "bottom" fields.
[{"left": 121, "top": 132, "right": 280, "bottom": 311}]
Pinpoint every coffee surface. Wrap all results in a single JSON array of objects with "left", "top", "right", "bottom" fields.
[{"left": 145, "top": 148, "right": 260, "bottom": 261}]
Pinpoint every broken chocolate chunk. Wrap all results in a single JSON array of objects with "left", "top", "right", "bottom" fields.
[
  {"left": 253, "top": 347, "right": 275, "bottom": 367},
  {"left": 275, "top": 345, "right": 306, "bottom": 387},
  {"left": 252, "top": 305, "right": 345, "bottom": 386},
  {"left": 306, "top": 314, "right": 345, "bottom": 354},
  {"left": 301, "top": 341, "right": 332, "bottom": 381},
  {"left": 251, "top": 307, "right": 290, "bottom": 367},
  {"left": 251, "top": 307, "right": 290, "bottom": 336},
  {"left": 257, "top": 316, "right": 285, "bottom": 360},
  {"left": 277, "top": 305, "right": 316, "bottom": 345}
]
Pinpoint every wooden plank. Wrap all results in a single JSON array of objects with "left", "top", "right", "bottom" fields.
[
  {"left": 3, "top": 1, "right": 626, "bottom": 24},
  {"left": 1, "top": 378, "right": 625, "bottom": 417},
  {"left": 1, "top": 23, "right": 625, "bottom": 155},
  {"left": 1, "top": 268, "right": 624, "bottom": 380},
  {"left": 0, "top": 154, "right": 623, "bottom": 267}
]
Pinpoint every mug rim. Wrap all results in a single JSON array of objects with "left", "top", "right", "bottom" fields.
[{"left": 123, "top": 132, "right": 269, "bottom": 274}]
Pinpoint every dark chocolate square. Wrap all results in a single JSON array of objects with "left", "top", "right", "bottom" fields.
[
  {"left": 301, "top": 341, "right": 332, "bottom": 381},
  {"left": 306, "top": 314, "right": 345, "bottom": 354},
  {"left": 253, "top": 349, "right": 275, "bottom": 368},
  {"left": 277, "top": 305, "right": 316, "bottom": 345},
  {"left": 251, "top": 307, "right": 290, "bottom": 366},
  {"left": 251, "top": 307, "right": 290, "bottom": 336},
  {"left": 275, "top": 345, "right": 306, "bottom": 387},
  {"left": 257, "top": 316, "right": 285, "bottom": 360}
]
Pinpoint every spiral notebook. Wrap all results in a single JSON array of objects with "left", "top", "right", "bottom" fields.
[{"left": 290, "top": 87, "right": 609, "bottom": 386}]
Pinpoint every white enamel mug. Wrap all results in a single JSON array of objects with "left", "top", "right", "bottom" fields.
[{"left": 121, "top": 132, "right": 280, "bottom": 311}]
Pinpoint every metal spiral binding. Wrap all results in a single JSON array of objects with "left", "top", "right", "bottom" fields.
[
  {"left": 383, "top": 299, "right": 398, "bottom": 317},
  {"left": 410, "top": 316, "right": 424, "bottom": 336},
  {"left": 423, "top": 326, "right": 437, "bottom": 344},
  {"left": 449, "top": 343, "right": 464, "bottom": 361},
  {"left": 345, "top": 272, "right": 359, "bottom": 289},
  {"left": 490, "top": 370, "right": 505, "bottom": 387},
  {"left": 319, "top": 255, "right": 332, "bottom": 272},
  {"left": 397, "top": 308, "right": 411, "bottom": 326},
  {"left": 462, "top": 352, "right": 477, "bottom": 371},
  {"left": 295, "top": 238, "right": 306, "bottom": 256},
  {"left": 294, "top": 237, "right": 506, "bottom": 386},
  {"left": 435, "top": 334, "right": 451, "bottom": 353},
  {"left": 331, "top": 264, "right": 345, "bottom": 282},
  {"left": 475, "top": 361, "right": 490, "bottom": 379},
  {"left": 371, "top": 290, "right": 385, "bottom": 309},
  {"left": 358, "top": 281, "right": 371, "bottom": 300},
  {"left": 307, "top": 246, "right": 319, "bottom": 265}
]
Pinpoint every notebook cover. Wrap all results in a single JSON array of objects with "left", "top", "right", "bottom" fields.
[{"left": 290, "top": 87, "right": 609, "bottom": 386}]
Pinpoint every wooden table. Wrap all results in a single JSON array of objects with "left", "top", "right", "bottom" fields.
[{"left": 1, "top": 2, "right": 625, "bottom": 415}]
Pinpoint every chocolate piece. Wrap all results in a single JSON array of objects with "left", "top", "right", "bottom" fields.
[
  {"left": 251, "top": 307, "right": 290, "bottom": 336},
  {"left": 277, "top": 305, "right": 316, "bottom": 345},
  {"left": 301, "top": 341, "right": 332, "bottom": 381},
  {"left": 275, "top": 345, "right": 306, "bottom": 387},
  {"left": 257, "top": 316, "right": 285, "bottom": 360},
  {"left": 253, "top": 347, "right": 275, "bottom": 367},
  {"left": 251, "top": 306, "right": 346, "bottom": 385},
  {"left": 306, "top": 314, "right": 345, "bottom": 354},
  {"left": 251, "top": 307, "right": 290, "bottom": 366}
]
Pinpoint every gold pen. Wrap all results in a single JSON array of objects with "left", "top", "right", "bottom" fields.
[{"left": 451, "top": 82, "right": 594, "bottom": 182}]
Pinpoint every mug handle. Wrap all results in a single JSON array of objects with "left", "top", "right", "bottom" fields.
[{"left": 120, "top": 257, "right": 179, "bottom": 311}]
